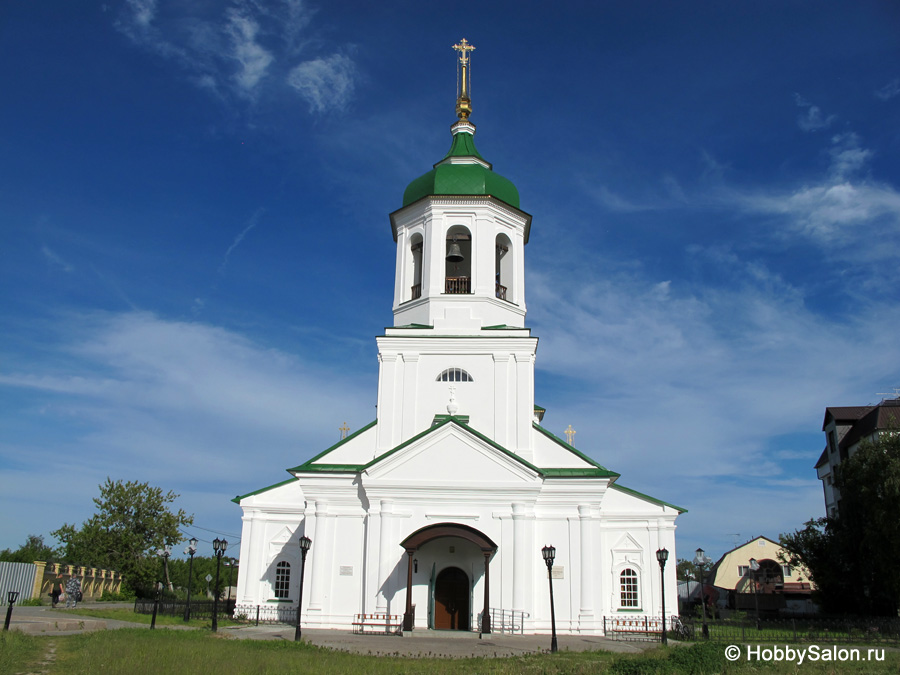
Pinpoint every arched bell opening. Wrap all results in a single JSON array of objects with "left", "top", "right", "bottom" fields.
[
  {"left": 409, "top": 233, "right": 424, "bottom": 300},
  {"left": 444, "top": 226, "right": 472, "bottom": 294},
  {"left": 495, "top": 233, "right": 513, "bottom": 302}
]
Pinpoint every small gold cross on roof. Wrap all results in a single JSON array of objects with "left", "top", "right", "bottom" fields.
[
  {"left": 452, "top": 38, "right": 475, "bottom": 65},
  {"left": 339, "top": 421, "right": 350, "bottom": 440},
  {"left": 564, "top": 424, "right": 576, "bottom": 445}
]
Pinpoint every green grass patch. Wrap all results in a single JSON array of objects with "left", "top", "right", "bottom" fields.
[
  {"left": 13, "top": 630, "right": 900, "bottom": 675},
  {"left": 52, "top": 606, "right": 241, "bottom": 629},
  {"left": 0, "top": 630, "right": 44, "bottom": 674}
]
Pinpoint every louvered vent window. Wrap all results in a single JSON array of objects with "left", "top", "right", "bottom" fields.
[{"left": 436, "top": 368, "right": 473, "bottom": 382}]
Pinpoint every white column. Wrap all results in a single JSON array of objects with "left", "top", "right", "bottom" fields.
[
  {"left": 376, "top": 354, "right": 400, "bottom": 451},
  {"left": 493, "top": 354, "right": 511, "bottom": 448},
  {"left": 308, "top": 500, "right": 328, "bottom": 611},
  {"left": 578, "top": 505, "right": 595, "bottom": 629},
  {"left": 365, "top": 501, "right": 382, "bottom": 614},
  {"left": 241, "top": 511, "right": 265, "bottom": 604},
  {"left": 511, "top": 503, "right": 530, "bottom": 613},
  {"left": 514, "top": 352, "right": 534, "bottom": 460},
  {"left": 401, "top": 353, "right": 419, "bottom": 441},
  {"left": 377, "top": 499, "right": 394, "bottom": 612}
]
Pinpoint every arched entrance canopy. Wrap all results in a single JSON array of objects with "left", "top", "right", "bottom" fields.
[
  {"left": 400, "top": 522, "right": 497, "bottom": 553},
  {"left": 399, "top": 522, "right": 496, "bottom": 634}
]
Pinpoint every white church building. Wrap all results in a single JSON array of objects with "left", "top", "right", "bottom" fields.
[{"left": 233, "top": 40, "right": 683, "bottom": 636}]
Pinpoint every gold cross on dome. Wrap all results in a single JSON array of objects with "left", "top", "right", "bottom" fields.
[
  {"left": 564, "top": 424, "right": 576, "bottom": 445},
  {"left": 452, "top": 38, "right": 475, "bottom": 64},
  {"left": 339, "top": 421, "right": 350, "bottom": 440},
  {"left": 452, "top": 38, "right": 476, "bottom": 119}
]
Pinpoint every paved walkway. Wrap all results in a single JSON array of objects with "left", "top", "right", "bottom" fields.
[{"left": 7, "top": 605, "right": 653, "bottom": 658}]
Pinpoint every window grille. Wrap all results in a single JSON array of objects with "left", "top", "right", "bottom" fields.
[
  {"left": 620, "top": 568, "right": 639, "bottom": 608},
  {"left": 274, "top": 561, "right": 291, "bottom": 599}
]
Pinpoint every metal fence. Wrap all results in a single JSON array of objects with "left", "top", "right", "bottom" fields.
[
  {"left": 677, "top": 616, "right": 900, "bottom": 644},
  {"left": 0, "top": 562, "right": 37, "bottom": 604},
  {"left": 134, "top": 598, "right": 237, "bottom": 621}
]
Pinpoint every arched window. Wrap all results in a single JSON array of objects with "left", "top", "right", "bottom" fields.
[
  {"left": 620, "top": 568, "right": 639, "bottom": 608},
  {"left": 495, "top": 233, "right": 513, "bottom": 301},
  {"left": 410, "top": 233, "right": 423, "bottom": 300},
  {"left": 436, "top": 368, "right": 474, "bottom": 382},
  {"left": 274, "top": 561, "right": 291, "bottom": 599},
  {"left": 445, "top": 226, "right": 472, "bottom": 294}
]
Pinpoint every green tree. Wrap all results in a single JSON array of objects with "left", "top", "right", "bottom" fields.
[
  {"left": 676, "top": 557, "right": 698, "bottom": 582},
  {"left": 780, "top": 429, "right": 900, "bottom": 615},
  {"left": 0, "top": 534, "right": 58, "bottom": 563},
  {"left": 52, "top": 478, "right": 193, "bottom": 597}
]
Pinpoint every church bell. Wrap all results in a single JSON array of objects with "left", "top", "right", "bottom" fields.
[{"left": 446, "top": 240, "right": 464, "bottom": 263}]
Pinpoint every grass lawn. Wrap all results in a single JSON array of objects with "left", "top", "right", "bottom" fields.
[
  {"left": 54, "top": 606, "right": 243, "bottom": 629},
  {"left": 4, "top": 629, "right": 900, "bottom": 675}
]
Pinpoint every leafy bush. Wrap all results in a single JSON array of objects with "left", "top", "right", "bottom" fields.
[
  {"left": 98, "top": 589, "right": 136, "bottom": 602},
  {"left": 20, "top": 597, "right": 43, "bottom": 607}
]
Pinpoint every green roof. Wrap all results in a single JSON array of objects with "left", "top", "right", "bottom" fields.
[{"left": 402, "top": 130, "right": 520, "bottom": 209}]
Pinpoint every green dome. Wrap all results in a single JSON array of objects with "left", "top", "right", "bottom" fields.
[{"left": 402, "top": 128, "right": 520, "bottom": 209}]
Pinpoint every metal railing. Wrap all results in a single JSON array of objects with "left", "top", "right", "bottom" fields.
[
  {"left": 134, "top": 598, "right": 236, "bottom": 622},
  {"left": 676, "top": 616, "right": 900, "bottom": 644},
  {"left": 477, "top": 608, "right": 529, "bottom": 634},
  {"left": 445, "top": 276, "right": 470, "bottom": 294}
]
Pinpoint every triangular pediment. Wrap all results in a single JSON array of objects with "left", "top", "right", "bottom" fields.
[{"left": 364, "top": 420, "right": 541, "bottom": 484}]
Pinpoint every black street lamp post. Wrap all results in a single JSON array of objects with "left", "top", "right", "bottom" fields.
[
  {"left": 693, "top": 548, "right": 712, "bottom": 639},
  {"left": 656, "top": 548, "right": 669, "bottom": 645},
  {"left": 294, "top": 536, "right": 312, "bottom": 642},
  {"left": 183, "top": 537, "right": 198, "bottom": 622},
  {"left": 225, "top": 558, "right": 237, "bottom": 602},
  {"left": 151, "top": 546, "right": 170, "bottom": 630},
  {"left": 541, "top": 545, "right": 558, "bottom": 654},
  {"left": 4, "top": 591, "right": 19, "bottom": 631},
  {"left": 212, "top": 538, "right": 228, "bottom": 632},
  {"left": 749, "top": 558, "right": 761, "bottom": 630}
]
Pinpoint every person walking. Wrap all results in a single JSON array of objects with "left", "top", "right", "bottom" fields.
[
  {"left": 50, "top": 578, "right": 63, "bottom": 608},
  {"left": 65, "top": 575, "right": 82, "bottom": 609}
]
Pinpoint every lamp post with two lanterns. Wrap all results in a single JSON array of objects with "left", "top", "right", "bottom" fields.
[
  {"left": 541, "top": 545, "right": 558, "bottom": 654},
  {"left": 749, "top": 558, "right": 761, "bottom": 630},
  {"left": 693, "top": 547, "right": 712, "bottom": 639},
  {"left": 183, "top": 537, "right": 198, "bottom": 622},
  {"left": 151, "top": 546, "right": 171, "bottom": 630},
  {"left": 211, "top": 538, "right": 228, "bottom": 632},
  {"left": 656, "top": 548, "right": 669, "bottom": 645},
  {"left": 294, "top": 536, "right": 312, "bottom": 642}
]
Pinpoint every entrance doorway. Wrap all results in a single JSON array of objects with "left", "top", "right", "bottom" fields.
[{"left": 433, "top": 567, "right": 470, "bottom": 630}]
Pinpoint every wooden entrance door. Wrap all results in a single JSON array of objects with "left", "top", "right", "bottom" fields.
[{"left": 433, "top": 567, "right": 469, "bottom": 630}]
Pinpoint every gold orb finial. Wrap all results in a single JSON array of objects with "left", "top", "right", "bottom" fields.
[{"left": 452, "top": 38, "right": 476, "bottom": 120}]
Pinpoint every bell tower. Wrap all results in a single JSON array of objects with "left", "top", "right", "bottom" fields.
[
  {"left": 389, "top": 39, "right": 532, "bottom": 331},
  {"left": 376, "top": 40, "right": 539, "bottom": 459}
]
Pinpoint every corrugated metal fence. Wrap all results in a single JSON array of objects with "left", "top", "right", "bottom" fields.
[{"left": 0, "top": 562, "right": 37, "bottom": 604}]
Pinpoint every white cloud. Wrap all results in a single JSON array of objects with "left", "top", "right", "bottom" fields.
[
  {"left": 287, "top": 53, "right": 356, "bottom": 113},
  {"left": 527, "top": 245, "right": 900, "bottom": 552},
  {"left": 113, "top": 0, "right": 355, "bottom": 112},
  {"left": 727, "top": 133, "right": 900, "bottom": 249},
  {"left": 225, "top": 10, "right": 273, "bottom": 95},
  {"left": 0, "top": 312, "right": 374, "bottom": 548},
  {"left": 41, "top": 246, "right": 74, "bottom": 272},
  {"left": 794, "top": 93, "right": 836, "bottom": 132},
  {"left": 875, "top": 78, "right": 900, "bottom": 101}
]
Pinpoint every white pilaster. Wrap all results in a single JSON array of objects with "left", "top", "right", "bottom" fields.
[{"left": 578, "top": 505, "right": 596, "bottom": 629}]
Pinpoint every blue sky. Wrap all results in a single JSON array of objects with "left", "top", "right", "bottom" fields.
[{"left": 2, "top": 1, "right": 899, "bottom": 564}]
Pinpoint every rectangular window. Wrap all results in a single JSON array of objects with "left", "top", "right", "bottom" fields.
[
  {"left": 782, "top": 565, "right": 792, "bottom": 578},
  {"left": 738, "top": 565, "right": 749, "bottom": 576}
]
